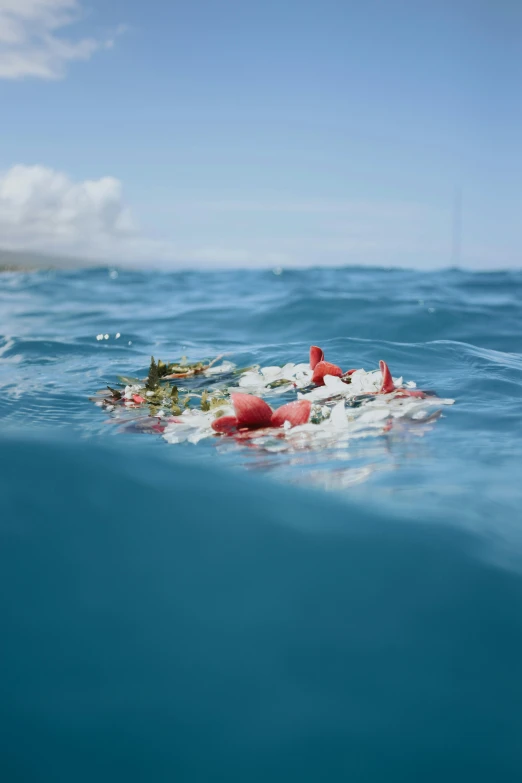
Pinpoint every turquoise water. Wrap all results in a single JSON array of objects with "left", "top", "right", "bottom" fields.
[{"left": 1, "top": 266, "right": 522, "bottom": 780}]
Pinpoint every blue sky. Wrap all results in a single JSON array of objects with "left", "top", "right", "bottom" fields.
[{"left": 0, "top": 0, "right": 519, "bottom": 268}]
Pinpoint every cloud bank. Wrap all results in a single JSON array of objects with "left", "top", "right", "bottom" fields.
[
  {"left": 0, "top": 164, "right": 515, "bottom": 269},
  {"left": 0, "top": 0, "right": 122, "bottom": 79},
  {"left": 0, "top": 164, "right": 190, "bottom": 265},
  {"left": 0, "top": 164, "right": 141, "bottom": 258},
  {"left": 0, "top": 164, "right": 437, "bottom": 267}
]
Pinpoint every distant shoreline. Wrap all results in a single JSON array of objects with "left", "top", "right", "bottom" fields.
[{"left": 0, "top": 249, "right": 99, "bottom": 273}]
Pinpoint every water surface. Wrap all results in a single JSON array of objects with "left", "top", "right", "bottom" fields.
[{"left": 1, "top": 266, "right": 521, "bottom": 780}]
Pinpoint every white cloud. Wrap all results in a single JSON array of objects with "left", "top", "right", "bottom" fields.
[
  {"left": 0, "top": 163, "right": 199, "bottom": 266},
  {"left": 0, "top": 167, "right": 314, "bottom": 266},
  {"left": 0, "top": 0, "right": 122, "bottom": 79},
  {"left": 0, "top": 164, "right": 139, "bottom": 256}
]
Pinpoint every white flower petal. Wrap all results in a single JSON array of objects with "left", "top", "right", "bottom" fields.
[
  {"left": 261, "top": 366, "right": 282, "bottom": 381},
  {"left": 329, "top": 401, "right": 348, "bottom": 429},
  {"left": 204, "top": 360, "right": 235, "bottom": 375}
]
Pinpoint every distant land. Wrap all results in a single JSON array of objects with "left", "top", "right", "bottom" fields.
[{"left": 0, "top": 248, "right": 100, "bottom": 272}]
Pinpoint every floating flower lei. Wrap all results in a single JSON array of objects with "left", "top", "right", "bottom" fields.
[{"left": 93, "top": 346, "right": 454, "bottom": 451}]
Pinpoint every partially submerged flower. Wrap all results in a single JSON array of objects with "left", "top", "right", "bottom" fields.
[
  {"left": 309, "top": 345, "right": 355, "bottom": 386},
  {"left": 309, "top": 345, "right": 324, "bottom": 370},
  {"left": 212, "top": 392, "right": 312, "bottom": 435},
  {"left": 379, "top": 360, "right": 426, "bottom": 398},
  {"left": 379, "top": 360, "right": 395, "bottom": 394},
  {"left": 271, "top": 400, "right": 311, "bottom": 427},
  {"left": 312, "top": 361, "right": 344, "bottom": 386}
]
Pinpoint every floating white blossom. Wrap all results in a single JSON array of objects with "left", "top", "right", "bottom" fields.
[
  {"left": 159, "top": 360, "right": 454, "bottom": 451},
  {"left": 96, "top": 347, "right": 454, "bottom": 459},
  {"left": 233, "top": 362, "right": 313, "bottom": 396}
]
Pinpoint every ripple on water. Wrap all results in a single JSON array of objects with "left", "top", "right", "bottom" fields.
[{"left": 0, "top": 266, "right": 521, "bottom": 539}]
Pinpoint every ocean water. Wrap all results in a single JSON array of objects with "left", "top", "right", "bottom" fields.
[{"left": 1, "top": 265, "right": 522, "bottom": 780}]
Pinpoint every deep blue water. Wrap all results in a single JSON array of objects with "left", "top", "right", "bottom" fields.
[{"left": 1, "top": 266, "right": 522, "bottom": 780}]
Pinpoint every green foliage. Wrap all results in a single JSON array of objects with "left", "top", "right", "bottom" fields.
[
  {"left": 157, "top": 359, "right": 168, "bottom": 377},
  {"left": 164, "top": 360, "right": 206, "bottom": 375},
  {"left": 146, "top": 356, "right": 160, "bottom": 390},
  {"left": 209, "top": 394, "right": 226, "bottom": 409},
  {"left": 200, "top": 390, "right": 210, "bottom": 411},
  {"left": 100, "top": 352, "right": 233, "bottom": 420}
]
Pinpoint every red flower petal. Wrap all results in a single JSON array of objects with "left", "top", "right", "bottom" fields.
[
  {"left": 310, "top": 345, "right": 325, "bottom": 370},
  {"left": 132, "top": 394, "right": 146, "bottom": 404},
  {"left": 271, "top": 400, "right": 312, "bottom": 428},
  {"left": 395, "top": 389, "right": 426, "bottom": 399},
  {"left": 312, "top": 361, "right": 343, "bottom": 386},
  {"left": 211, "top": 415, "right": 239, "bottom": 433},
  {"left": 379, "top": 360, "right": 395, "bottom": 394},
  {"left": 233, "top": 426, "right": 275, "bottom": 440},
  {"left": 231, "top": 393, "right": 273, "bottom": 427}
]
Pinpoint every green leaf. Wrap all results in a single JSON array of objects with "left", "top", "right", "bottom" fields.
[
  {"left": 106, "top": 385, "right": 121, "bottom": 400},
  {"left": 146, "top": 356, "right": 160, "bottom": 391},
  {"left": 209, "top": 395, "right": 226, "bottom": 409},
  {"left": 200, "top": 390, "right": 210, "bottom": 411},
  {"left": 157, "top": 359, "right": 169, "bottom": 378}
]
